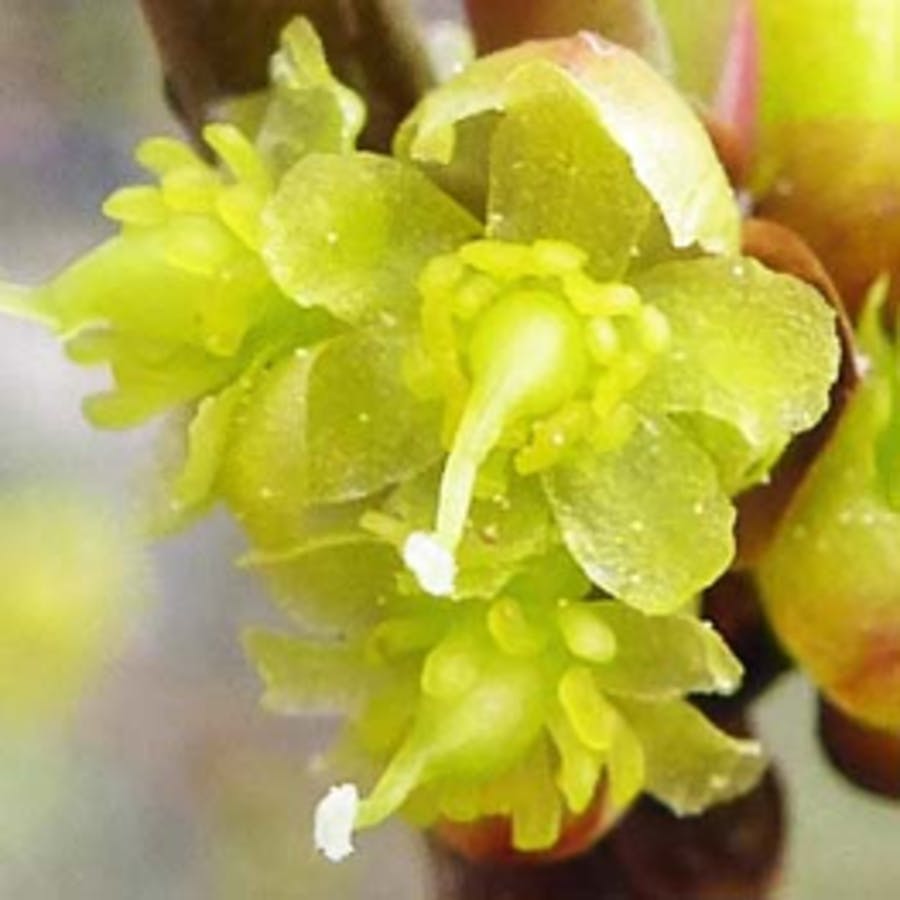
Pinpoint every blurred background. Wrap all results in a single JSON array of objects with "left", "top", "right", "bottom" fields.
[{"left": 0, "top": 2, "right": 898, "bottom": 897}]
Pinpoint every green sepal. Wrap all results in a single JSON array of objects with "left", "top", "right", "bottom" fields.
[
  {"left": 243, "top": 629, "right": 367, "bottom": 713},
  {"left": 544, "top": 415, "right": 735, "bottom": 613},
  {"left": 591, "top": 604, "right": 743, "bottom": 698},
  {"left": 34, "top": 227, "right": 254, "bottom": 348},
  {"left": 397, "top": 33, "right": 739, "bottom": 256},
  {"left": 674, "top": 413, "right": 767, "bottom": 496},
  {"left": 71, "top": 333, "right": 239, "bottom": 428},
  {"left": 486, "top": 61, "right": 655, "bottom": 281},
  {"left": 262, "top": 152, "right": 480, "bottom": 328},
  {"left": 241, "top": 527, "right": 399, "bottom": 633},
  {"left": 150, "top": 372, "right": 257, "bottom": 534},
  {"left": 613, "top": 697, "right": 765, "bottom": 814},
  {"left": 255, "top": 17, "right": 366, "bottom": 175},
  {"left": 223, "top": 329, "right": 443, "bottom": 541},
  {"left": 632, "top": 257, "right": 841, "bottom": 473}
]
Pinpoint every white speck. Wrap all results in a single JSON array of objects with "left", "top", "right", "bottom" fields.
[
  {"left": 403, "top": 531, "right": 456, "bottom": 597},
  {"left": 314, "top": 783, "right": 359, "bottom": 863},
  {"left": 630, "top": 520, "right": 645, "bottom": 533},
  {"left": 480, "top": 523, "right": 500, "bottom": 542},
  {"left": 326, "top": 231, "right": 339, "bottom": 246},
  {"left": 271, "top": 55, "right": 293, "bottom": 85},
  {"left": 693, "top": 501, "right": 705, "bottom": 516},
  {"left": 357, "top": 412, "right": 371, "bottom": 424},
  {"left": 855, "top": 352, "right": 872, "bottom": 377},
  {"left": 709, "top": 774, "right": 729, "bottom": 792},
  {"left": 713, "top": 669, "right": 737, "bottom": 693},
  {"left": 774, "top": 177, "right": 794, "bottom": 197},
  {"left": 628, "top": 244, "right": 640, "bottom": 258},
  {"left": 732, "top": 262, "right": 746, "bottom": 277},
  {"left": 551, "top": 431, "right": 566, "bottom": 447}
]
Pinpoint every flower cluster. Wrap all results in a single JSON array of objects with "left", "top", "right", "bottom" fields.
[{"left": 1, "top": 19, "right": 840, "bottom": 860}]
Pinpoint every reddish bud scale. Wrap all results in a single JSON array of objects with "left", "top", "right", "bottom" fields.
[
  {"left": 430, "top": 769, "right": 784, "bottom": 899},
  {"left": 432, "top": 786, "right": 618, "bottom": 866}
]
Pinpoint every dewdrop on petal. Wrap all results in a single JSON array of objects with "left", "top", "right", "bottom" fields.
[
  {"left": 403, "top": 531, "right": 456, "bottom": 597},
  {"left": 314, "top": 783, "right": 360, "bottom": 862}
]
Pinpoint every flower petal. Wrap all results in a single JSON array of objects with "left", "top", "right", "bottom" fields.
[
  {"left": 256, "top": 18, "right": 365, "bottom": 174},
  {"left": 262, "top": 152, "right": 480, "bottom": 327},
  {"left": 398, "top": 33, "right": 739, "bottom": 255},
  {"left": 243, "top": 629, "right": 367, "bottom": 713},
  {"left": 223, "top": 330, "right": 443, "bottom": 537},
  {"left": 612, "top": 697, "right": 765, "bottom": 814},
  {"left": 632, "top": 256, "right": 841, "bottom": 478},
  {"left": 591, "top": 604, "right": 743, "bottom": 698},
  {"left": 543, "top": 415, "right": 735, "bottom": 612},
  {"left": 486, "top": 60, "right": 654, "bottom": 280}
]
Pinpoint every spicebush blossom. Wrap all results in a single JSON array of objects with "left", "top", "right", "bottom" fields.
[{"left": 0, "top": 19, "right": 840, "bottom": 858}]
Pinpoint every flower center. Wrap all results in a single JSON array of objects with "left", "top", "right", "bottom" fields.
[{"left": 404, "top": 238, "right": 670, "bottom": 596}]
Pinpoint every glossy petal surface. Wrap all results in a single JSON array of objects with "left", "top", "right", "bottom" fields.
[{"left": 544, "top": 416, "right": 734, "bottom": 612}]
